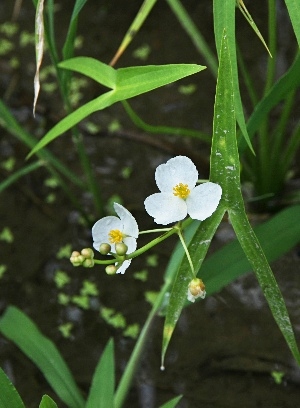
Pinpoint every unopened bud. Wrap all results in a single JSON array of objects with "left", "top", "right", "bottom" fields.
[
  {"left": 81, "top": 248, "right": 94, "bottom": 259},
  {"left": 99, "top": 243, "right": 111, "bottom": 255},
  {"left": 83, "top": 258, "right": 94, "bottom": 268},
  {"left": 187, "top": 278, "right": 206, "bottom": 303},
  {"left": 115, "top": 242, "right": 128, "bottom": 256},
  {"left": 70, "top": 252, "right": 85, "bottom": 267},
  {"left": 105, "top": 264, "right": 117, "bottom": 275}
]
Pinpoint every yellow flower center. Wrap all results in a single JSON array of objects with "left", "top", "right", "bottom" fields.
[
  {"left": 173, "top": 183, "right": 190, "bottom": 199},
  {"left": 108, "top": 229, "right": 124, "bottom": 244}
]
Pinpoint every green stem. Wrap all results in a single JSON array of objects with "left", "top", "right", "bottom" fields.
[
  {"left": 127, "top": 228, "right": 178, "bottom": 260},
  {"left": 166, "top": 0, "right": 218, "bottom": 77},
  {"left": 114, "top": 280, "right": 171, "bottom": 408},
  {"left": 258, "top": 0, "right": 277, "bottom": 194},
  {"left": 177, "top": 229, "right": 195, "bottom": 276},
  {"left": 122, "top": 100, "right": 211, "bottom": 143}
]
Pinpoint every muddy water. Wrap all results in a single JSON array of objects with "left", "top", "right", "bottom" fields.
[{"left": 1, "top": 1, "right": 300, "bottom": 407}]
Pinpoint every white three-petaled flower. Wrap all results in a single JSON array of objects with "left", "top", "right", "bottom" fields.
[
  {"left": 92, "top": 203, "right": 139, "bottom": 274},
  {"left": 144, "top": 156, "right": 222, "bottom": 225}
]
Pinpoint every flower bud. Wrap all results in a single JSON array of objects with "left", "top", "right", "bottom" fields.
[
  {"left": 105, "top": 264, "right": 117, "bottom": 275},
  {"left": 187, "top": 278, "right": 206, "bottom": 303},
  {"left": 70, "top": 252, "right": 85, "bottom": 266},
  {"left": 81, "top": 248, "right": 94, "bottom": 259},
  {"left": 82, "top": 258, "right": 94, "bottom": 268},
  {"left": 115, "top": 242, "right": 128, "bottom": 256},
  {"left": 99, "top": 243, "right": 111, "bottom": 255}
]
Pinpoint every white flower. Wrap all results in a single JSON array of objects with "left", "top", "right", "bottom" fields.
[
  {"left": 144, "top": 156, "right": 222, "bottom": 225},
  {"left": 92, "top": 203, "right": 139, "bottom": 274}
]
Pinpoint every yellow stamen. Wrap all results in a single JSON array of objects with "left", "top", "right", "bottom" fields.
[
  {"left": 108, "top": 229, "right": 124, "bottom": 244},
  {"left": 173, "top": 183, "right": 190, "bottom": 199}
]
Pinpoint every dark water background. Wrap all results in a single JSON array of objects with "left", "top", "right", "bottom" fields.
[{"left": 1, "top": 1, "right": 300, "bottom": 407}]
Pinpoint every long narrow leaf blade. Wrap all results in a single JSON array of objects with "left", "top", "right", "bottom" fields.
[
  {"left": 28, "top": 63, "right": 205, "bottom": 157},
  {"left": 0, "top": 368, "right": 25, "bottom": 408},
  {"left": 110, "top": 0, "right": 158, "bottom": 66},
  {"left": 115, "top": 64, "right": 205, "bottom": 100},
  {"left": 59, "top": 57, "right": 117, "bottom": 89},
  {"left": 213, "top": 0, "right": 254, "bottom": 153},
  {"left": 86, "top": 339, "right": 115, "bottom": 408},
  {"left": 161, "top": 206, "right": 225, "bottom": 368},
  {"left": 159, "top": 395, "right": 182, "bottom": 408},
  {"left": 284, "top": 0, "right": 300, "bottom": 46},
  {"left": 201, "top": 205, "right": 300, "bottom": 295},
  {"left": 39, "top": 395, "right": 59, "bottom": 408},
  {"left": 0, "top": 306, "right": 85, "bottom": 408},
  {"left": 214, "top": 31, "right": 300, "bottom": 365}
]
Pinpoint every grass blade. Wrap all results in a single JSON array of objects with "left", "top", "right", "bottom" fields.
[
  {"left": 0, "top": 306, "right": 85, "bottom": 408},
  {"left": 86, "top": 339, "right": 115, "bottom": 408},
  {"left": 0, "top": 368, "right": 25, "bottom": 408},
  {"left": 166, "top": 0, "right": 218, "bottom": 76},
  {"left": 28, "top": 62, "right": 205, "bottom": 157},
  {"left": 159, "top": 395, "right": 182, "bottom": 408},
  {"left": 284, "top": 0, "right": 300, "bottom": 46},
  {"left": 201, "top": 205, "right": 300, "bottom": 295},
  {"left": 213, "top": 0, "right": 254, "bottom": 153},
  {"left": 39, "top": 395, "right": 58, "bottom": 408},
  {"left": 0, "top": 161, "right": 42, "bottom": 193},
  {"left": 110, "top": 0, "right": 158, "bottom": 66}
]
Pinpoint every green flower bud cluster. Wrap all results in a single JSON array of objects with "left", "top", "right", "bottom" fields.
[{"left": 70, "top": 248, "right": 94, "bottom": 268}]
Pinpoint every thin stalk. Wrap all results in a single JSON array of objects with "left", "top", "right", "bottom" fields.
[
  {"left": 258, "top": 0, "right": 277, "bottom": 194},
  {"left": 237, "top": 45, "right": 259, "bottom": 109},
  {"left": 122, "top": 100, "right": 211, "bottom": 143},
  {"left": 114, "top": 279, "right": 171, "bottom": 408},
  {"left": 177, "top": 229, "right": 195, "bottom": 276},
  {"left": 0, "top": 161, "right": 43, "bottom": 193},
  {"left": 282, "top": 122, "right": 300, "bottom": 175},
  {"left": 271, "top": 90, "right": 296, "bottom": 165},
  {"left": 166, "top": 0, "right": 218, "bottom": 77},
  {"left": 0, "top": 100, "right": 84, "bottom": 189}
]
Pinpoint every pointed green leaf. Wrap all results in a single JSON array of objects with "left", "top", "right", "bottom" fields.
[
  {"left": 0, "top": 306, "right": 85, "bottom": 408},
  {"left": 237, "top": 0, "right": 271, "bottom": 56},
  {"left": 59, "top": 57, "right": 116, "bottom": 89},
  {"left": 86, "top": 339, "right": 115, "bottom": 408},
  {"left": 239, "top": 53, "right": 300, "bottom": 152},
  {"left": 213, "top": 31, "right": 300, "bottom": 365},
  {"left": 213, "top": 0, "right": 254, "bottom": 153},
  {"left": 0, "top": 368, "right": 25, "bottom": 408},
  {"left": 62, "top": 0, "right": 88, "bottom": 61},
  {"left": 284, "top": 0, "right": 300, "bottom": 46},
  {"left": 28, "top": 62, "right": 204, "bottom": 157},
  {"left": 110, "top": 0, "right": 158, "bottom": 65},
  {"left": 27, "top": 91, "right": 115, "bottom": 157},
  {"left": 39, "top": 395, "right": 59, "bottom": 408},
  {"left": 230, "top": 211, "right": 300, "bottom": 365},
  {"left": 201, "top": 205, "right": 300, "bottom": 296},
  {"left": 161, "top": 206, "right": 225, "bottom": 367},
  {"left": 159, "top": 395, "right": 182, "bottom": 408},
  {"left": 115, "top": 64, "right": 205, "bottom": 100}
]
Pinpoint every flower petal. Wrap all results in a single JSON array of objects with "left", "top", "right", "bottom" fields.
[
  {"left": 123, "top": 236, "right": 137, "bottom": 254},
  {"left": 144, "top": 193, "right": 187, "bottom": 225},
  {"left": 186, "top": 182, "right": 222, "bottom": 221},
  {"left": 116, "top": 259, "right": 132, "bottom": 274},
  {"left": 114, "top": 203, "right": 139, "bottom": 238},
  {"left": 92, "top": 216, "right": 122, "bottom": 251},
  {"left": 155, "top": 156, "right": 198, "bottom": 193}
]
